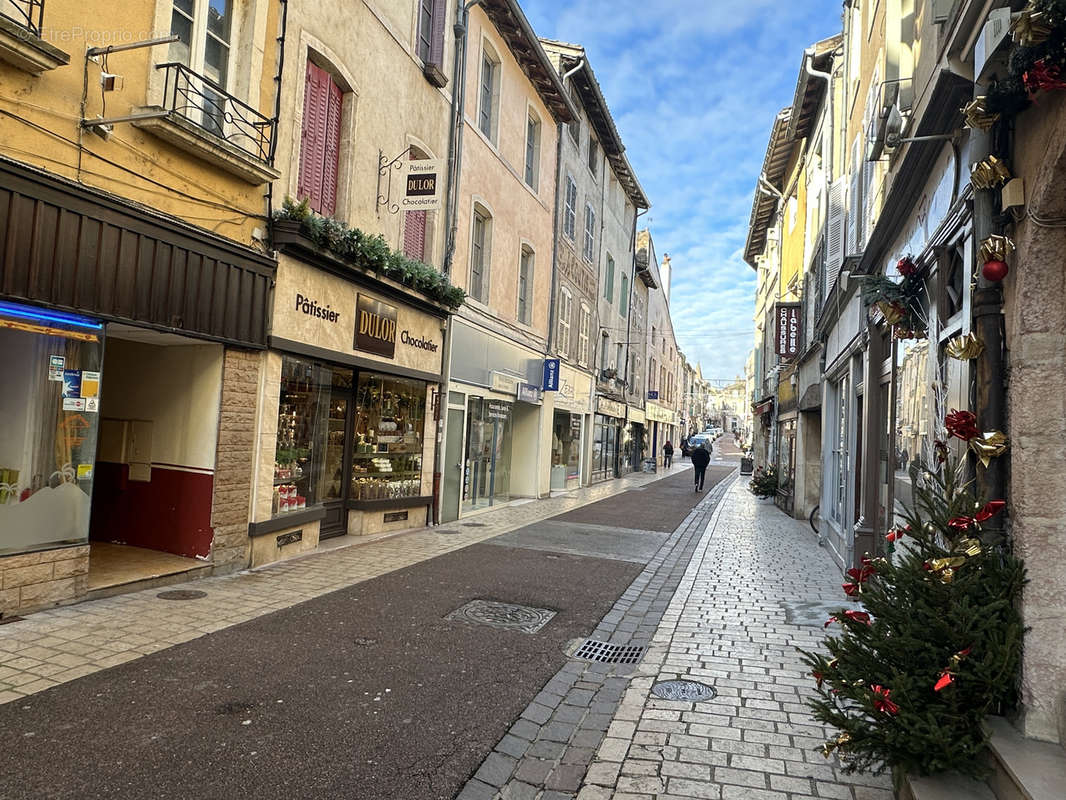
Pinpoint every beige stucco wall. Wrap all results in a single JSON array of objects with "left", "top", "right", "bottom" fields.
[
  {"left": 451, "top": 7, "right": 558, "bottom": 341},
  {"left": 273, "top": 0, "right": 455, "bottom": 266},
  {"left": 0, "top": 0, "right": 279, "bottom": 245}
]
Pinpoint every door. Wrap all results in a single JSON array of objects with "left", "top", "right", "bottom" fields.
[
  {"left": 441, "top": 407, "right": 464, "bottom": 523},
  {"left": 319, "top": 368, "right": 352, "bottom": 538}
]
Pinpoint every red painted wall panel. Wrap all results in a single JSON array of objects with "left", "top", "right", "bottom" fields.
[{"left": 89, "top": 463, "right": 214, "bottom": 559}]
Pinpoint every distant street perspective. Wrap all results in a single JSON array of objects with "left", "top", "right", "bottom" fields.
[{"left": 1, "top": 1, "right": 1062, "bottom": 798}]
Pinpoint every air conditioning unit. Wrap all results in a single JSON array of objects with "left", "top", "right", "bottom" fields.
[{"left": 974, "top": 7, "right": 1012, "bottom": 84}]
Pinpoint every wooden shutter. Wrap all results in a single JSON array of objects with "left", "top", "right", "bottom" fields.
[
  {"left": 428, "top": 0, "right": 447, "bottom": 68},
  {"left": 825, "top": 178, "right": 845, "bottom": 292},
  {"left": 404, "top": 211, "right": 427, "bottom": 261},
  {"left": 320, "top": 76, "right": 343, "bottom": 216},
  {"left": 846, "top": 138, "right": 860, "bottom": 257},
  {"left": 297, "top": 61, "right": 324, "bottom": 206}
]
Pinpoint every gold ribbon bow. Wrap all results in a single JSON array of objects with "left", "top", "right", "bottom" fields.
[
  {"left": 969, "top": 431, "right": 1009, "bottom": 468},
  {"left": 945, "top": 333, "right": 984, "bottom": 360}
]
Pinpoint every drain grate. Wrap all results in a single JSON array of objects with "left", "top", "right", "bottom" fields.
[
  {"left": 651, "top": 679, "right": 717, "bottom": 702},
  {"left": 446, "top": 599, "right": 556, "bottom": 634},
  {"left": 461, "top": 522, "right": 488, "bottom": 528},
  {"left": 435, "top": 529, "right": 461, "bottom": 535},
  {"left": 573, "top": 639, "right": 646, "bottom": 664},
  {"left": 157, "top": 589, "right": 207, "bottom": 601}
]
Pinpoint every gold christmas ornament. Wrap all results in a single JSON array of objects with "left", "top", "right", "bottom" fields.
[
  {"left": 963, "top": 98, "right": 1000, "bottom": 130},
  {"left": 958, "top": 538, "right": 983, "bottom": 558},
  {"left": 979, "top": 235, "right": 1015, "bottom": 263},
  {"left": 969, "top": 431, "right": 1009, "bottom": 468},
  {"left": 820, "top": 732, "right": 852, "bottom": 759},
  {"left": 970, "top": 156, "right": 1013, "bottom": 190},
  {"left": 946, "top": 333, "right": 985, "bottom": 360},
  {"left": 1011, "top": 6, "right": 1054, "bottom": 46},
  {"left": 876, "top": 301, "right": 905, "bottom": 325}
]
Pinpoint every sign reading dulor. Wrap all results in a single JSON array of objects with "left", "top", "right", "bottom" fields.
[
  {"left": 273, "top": 259, "right": 444, "bottom": 375},
  {"left": 402, "top": 159, "right": 443, "bottom": 211}
]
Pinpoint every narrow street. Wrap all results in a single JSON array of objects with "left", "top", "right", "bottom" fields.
[{"left": 1, "top": 442, "right": 889, "bottom": 799}]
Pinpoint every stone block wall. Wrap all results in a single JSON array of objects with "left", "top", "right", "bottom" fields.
[
  {"left": 0, "top": 546, "right": 89, "bottom": 615},
  {"left": 209, "top": 348, "right": 260, "bottom": 570}
]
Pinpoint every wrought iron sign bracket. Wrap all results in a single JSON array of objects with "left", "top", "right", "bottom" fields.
[{"left": 376, "top": 145, "right": 414, "bottom": 215}]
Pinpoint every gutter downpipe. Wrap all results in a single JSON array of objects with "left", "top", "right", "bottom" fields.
[
  {"left": 265, "top": 0, "right": 289, "bottom": 229},
  {"left": 433, "top": 0, "right": 481, "bottom": 525}
]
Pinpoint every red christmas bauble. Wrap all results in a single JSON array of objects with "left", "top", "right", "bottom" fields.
[{"left": 982, "top": 259, "right": 1009, "bottom": 282}]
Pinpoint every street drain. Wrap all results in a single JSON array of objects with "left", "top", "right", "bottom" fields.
[
  {"left": 573, "top": 639, "right": 646, "bottom": 664},
  {"left": 435, "top": 529, "right": 460, "bottom": 535},
  {"left": 651, "top": 679, "right": 717, "bottom": 702},
  {"left": 445, "top": 599, "right": 556, "bottom": 634},
  {"left": 461, "top": 522, "right": 488, "bottom": 528},
  {"left": 157, "top": 589, "right": 207, "bottom": 600}
]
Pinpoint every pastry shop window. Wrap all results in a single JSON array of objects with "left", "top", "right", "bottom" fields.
[
  {"left": 274, "top": 357, "right": 353, "bottom": 516},
  {"left": 351, "top": 372, "right": 426, "bottom": 500},
  {"left": 0, "top": 302, "right": 104, "bottom": 555}
]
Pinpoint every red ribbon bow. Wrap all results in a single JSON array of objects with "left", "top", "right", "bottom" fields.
[
  {"left": 975, "top": 500, "right": 1005, "bottom": 523},
  {"left": 871, "top": 685, "right": 899, "bottom": 714},
  {"left": 945, "top": 410, "right": 980, "bottom": 441},
  {"left": 844, "top": 610, "right": 871, "bottom": 625},
  {"left": 1024, "top": 59, "right": 1066, "bottom": 95},
  {"left": 897, "top": 256, "right": 917, "bottom": 277},
  {"left": 949, "top": 516, "right": 975, "bottom": 531}
]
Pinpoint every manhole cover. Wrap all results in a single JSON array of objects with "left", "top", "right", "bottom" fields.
[
  {"left": 445, "top": 600, "right": 556, "bottom": 634},
  {"left": 435, "top": 529, "right": 460, "bottom": 535},
  {"left": 573, "top": 639, "right": 646, "bottom": 664},
  {"left": 353, "top": 637, "right": 377, "bottom": 646},
  {"left": 461, "top": 522, "right": 487, "bottom": 528},
  {"left": 651, "top": 679, "right": 717, "bottom": 702},
  {"left": 157, "top": 590, "right": 207, "bottom": 601}
]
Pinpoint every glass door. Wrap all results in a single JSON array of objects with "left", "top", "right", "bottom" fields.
[{"left": 318, "top": 368, "right": 352, "bottom": 539}]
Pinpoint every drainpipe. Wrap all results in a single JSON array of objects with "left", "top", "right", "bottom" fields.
[
  {"left": 264, "top": 0, "right": 289, "bottom": 230},
  {"left": 433, "top": 0, "right": 481, "bottom": 525},
  {"left": 546, "top": 58, "right": 584, "bottom": 355}
]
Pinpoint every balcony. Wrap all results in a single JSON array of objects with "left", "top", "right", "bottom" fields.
[
  {"left": 132, "top": 62, "right": 280, "bottom": 185},
  {"left": 0, "top": 0, "right": 70, "bottom": 74}
]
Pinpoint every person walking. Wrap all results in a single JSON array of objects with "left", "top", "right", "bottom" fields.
[
  {"left": 663, "top": 440, "right": 674, "bottom": 468},
  {"left": 691, "top": 441, "right": 710, "bottom": 491}
]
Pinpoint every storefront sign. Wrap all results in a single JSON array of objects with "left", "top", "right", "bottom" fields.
[
  {"left": 400, "top": 330, "right": 438, "bottom": 352},
  {"left": 355, "top": 294, "right": 398, "bottom": 358},
  {"left": 597, "top": 397, "right": 626, "bottom": 419},
  {"left": 542, "top": 358, "right": 560, "bottom": 391},
  {"left": 402, "top": 158, "right": 444, "bottom": 211},
  {"left": 646, "top": 402, "right": 675, "bottom": 424},
  {"left": 486, "top": 400, "right": 511, "bottom": 420},
  {"left": 492, "top": 371, "right": 520, "bottom": 394},
  {"left": 628, "top": 406, "right": 646, "bottom": 425},
  {"left": 775, "top": 303, "right": 801, "bottom": 360},
  {"left": 517, "top": 383, "right": 540, "bottom": 404},
  {"left": 295, "top": 292, "right": 341, "bottom": 323}
]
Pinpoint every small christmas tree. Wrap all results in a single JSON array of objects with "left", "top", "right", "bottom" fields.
[{"left": 800, "top": 453, "right": 1026, "bottom": 778}]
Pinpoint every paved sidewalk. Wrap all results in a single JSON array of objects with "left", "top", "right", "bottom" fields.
[
  {"left": 0, "top": 462, "right": 693, "bottom": 704},
  {"left": 575, "top": 482, "right": 893, "bottom": 800}
]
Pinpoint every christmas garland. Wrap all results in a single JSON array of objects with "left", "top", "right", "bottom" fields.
[
  {"left": 984, "top": 0, "right": 1066, "bottom": 118},
  {"left": 860, "top": 256, "right": 928, "bottom": 338}
]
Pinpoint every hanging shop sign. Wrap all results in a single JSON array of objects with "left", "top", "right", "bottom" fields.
[
  {"left": 647, "top": 390, "right": 659, "bottom": 400},
  {"left": 402, "top": 158, "right": 444, "bottom": 211},
  {"left": 355, "top": 294, "right": 398, "bottom": 358},
  {"left": 517, "top": 383, "right": 541, "bottom": 404},
  {"left": 775, "top": 303, "right": 801, "bottom": 360},
  {"left": 542, "top": 358, "right": 560, "bottom": 391}
]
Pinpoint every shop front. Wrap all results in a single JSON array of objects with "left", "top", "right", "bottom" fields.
[
  {"left": 624, "top": 405, "right": 646, "bottom": 474},
  {"left": 0, "top": 161, "right": 275, "bottom": 613},
  {"left": 552, "top": 365, "right": 593, "bottom": 490},
  {"left": 250, "top": 251, "right": 448, "bottom": 566},
  {"left": 591, "top": 397, "right": 626, "bottom": 482}
]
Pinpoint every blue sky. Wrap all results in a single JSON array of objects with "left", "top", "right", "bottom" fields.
[{"left": 523, "top": 0, "right": 842, "bottom": 383}]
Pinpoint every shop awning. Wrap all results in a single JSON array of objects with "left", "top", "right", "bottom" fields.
[{"left": 752, "top": 398, "right": 774, "bottom": 416}]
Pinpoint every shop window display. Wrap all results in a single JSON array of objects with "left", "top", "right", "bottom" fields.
[
  {"left": 351, "top": 373, "right": 426, "bottom": 500},
  {"left": 0, "top": 304, "right": 103, "bottom": 554},
  {"left": 275, "top": 358, "right": 334, "bottom": 515}
]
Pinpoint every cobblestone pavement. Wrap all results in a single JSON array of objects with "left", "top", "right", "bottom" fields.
[
  {"left": 463, "top": 479, "right": 893, "bottom": 800},
  {"left": 0, "top": 462, "right": 693, "bottom": 704}
]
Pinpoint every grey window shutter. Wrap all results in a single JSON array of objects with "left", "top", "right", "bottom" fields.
[
  {"left": 429, "top": 0, "right": 447, "bottom": 68},
  {"left": 825, "top": 178, "right": 845, "bottom": 291}
]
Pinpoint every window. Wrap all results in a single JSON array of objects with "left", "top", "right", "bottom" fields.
[
  {"left": 600, "top": 332, "right": 610, "bottom": 371},
  {"left": 297, "top": 60, "right": 344, "bottom": 216},
  {"left": 568, "top": 82, "right": 581, "bottom": 142},
  {"left": 470, "top": 206, "right": 491, "bottom": 303},
  {"left": 563, "top": 177, "right": 577, "bottom": 240},
  {"left": 616, "top": 342, "right": 623, "bottom": 372},
  {"left": 578, "top": 305, "right": 591, "bottom": 365},
  {"left": 649, "top": 357, "right": 657, "bottom": 390},
  {"left": 518, "top": 246, "right": 533, "bottom": 324},
  {"left": 619, "top": 274, "right": 629, "bottom": 316},
  {"left": 557, "top": 289, "right": 572, "bottom": 356},
  {"left": 478, "top": 46, "right": 500, "bottom": 141},
  {"left": 583, "top": 204, "right": 596, "bottom": 263},
  {"left": 525, "top": 113, "right": 541, "bottom": 189},
  {"left": 604, "top": 254, "right": 615, "bottom": 303},
  {"left": 170, "top": 0, "right": 235, "bottom": 135},
  {"left": 588, "top": 134, "right": 599, "bottom": 175}
]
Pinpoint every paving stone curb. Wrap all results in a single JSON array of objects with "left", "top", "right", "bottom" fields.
[{"left": 456, "top": 473, "right": 739, "bottom": 800}]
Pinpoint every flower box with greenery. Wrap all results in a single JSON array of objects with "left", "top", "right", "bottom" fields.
[
  {"left": 272, "top": 197, "right": 465, "bottom": 311},
  {"left": 749, "top": 465, "right": 778, "bottom": 498},
  {"left": 800, "top": 449, "right": 1025, "bottom": 780}
]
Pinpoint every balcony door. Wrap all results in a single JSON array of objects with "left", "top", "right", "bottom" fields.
[{"left": 169, "top": 0, "right": 235, "bottom": 135}]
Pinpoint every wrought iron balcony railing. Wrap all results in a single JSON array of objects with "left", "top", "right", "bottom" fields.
[
  {"left": 157, "top": 61, "right": 274, "bottom": 165},
  {"left": 1, "top": 0, "right": 45, "bottom": 37}
]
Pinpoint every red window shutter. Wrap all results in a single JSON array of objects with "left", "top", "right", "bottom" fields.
[
  {"left": 429, "top": 0, "right": 447, "bottom": 67},
  {"left": 296, "top": 60, "right": 321, "bottom": 205},
  {"left": 404, "top": 211, "right": 427, "bottom": 261},
  {"left": 320, "top": 77, "right": 343, "bottom": 216}
]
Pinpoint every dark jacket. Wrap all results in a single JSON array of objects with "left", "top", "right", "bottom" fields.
[
  {"left": 663, "top": 443, "right": 673, "bottom": 455},
  {"left": 690, "top": 447, "right": 711, "bottom": 468}
]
